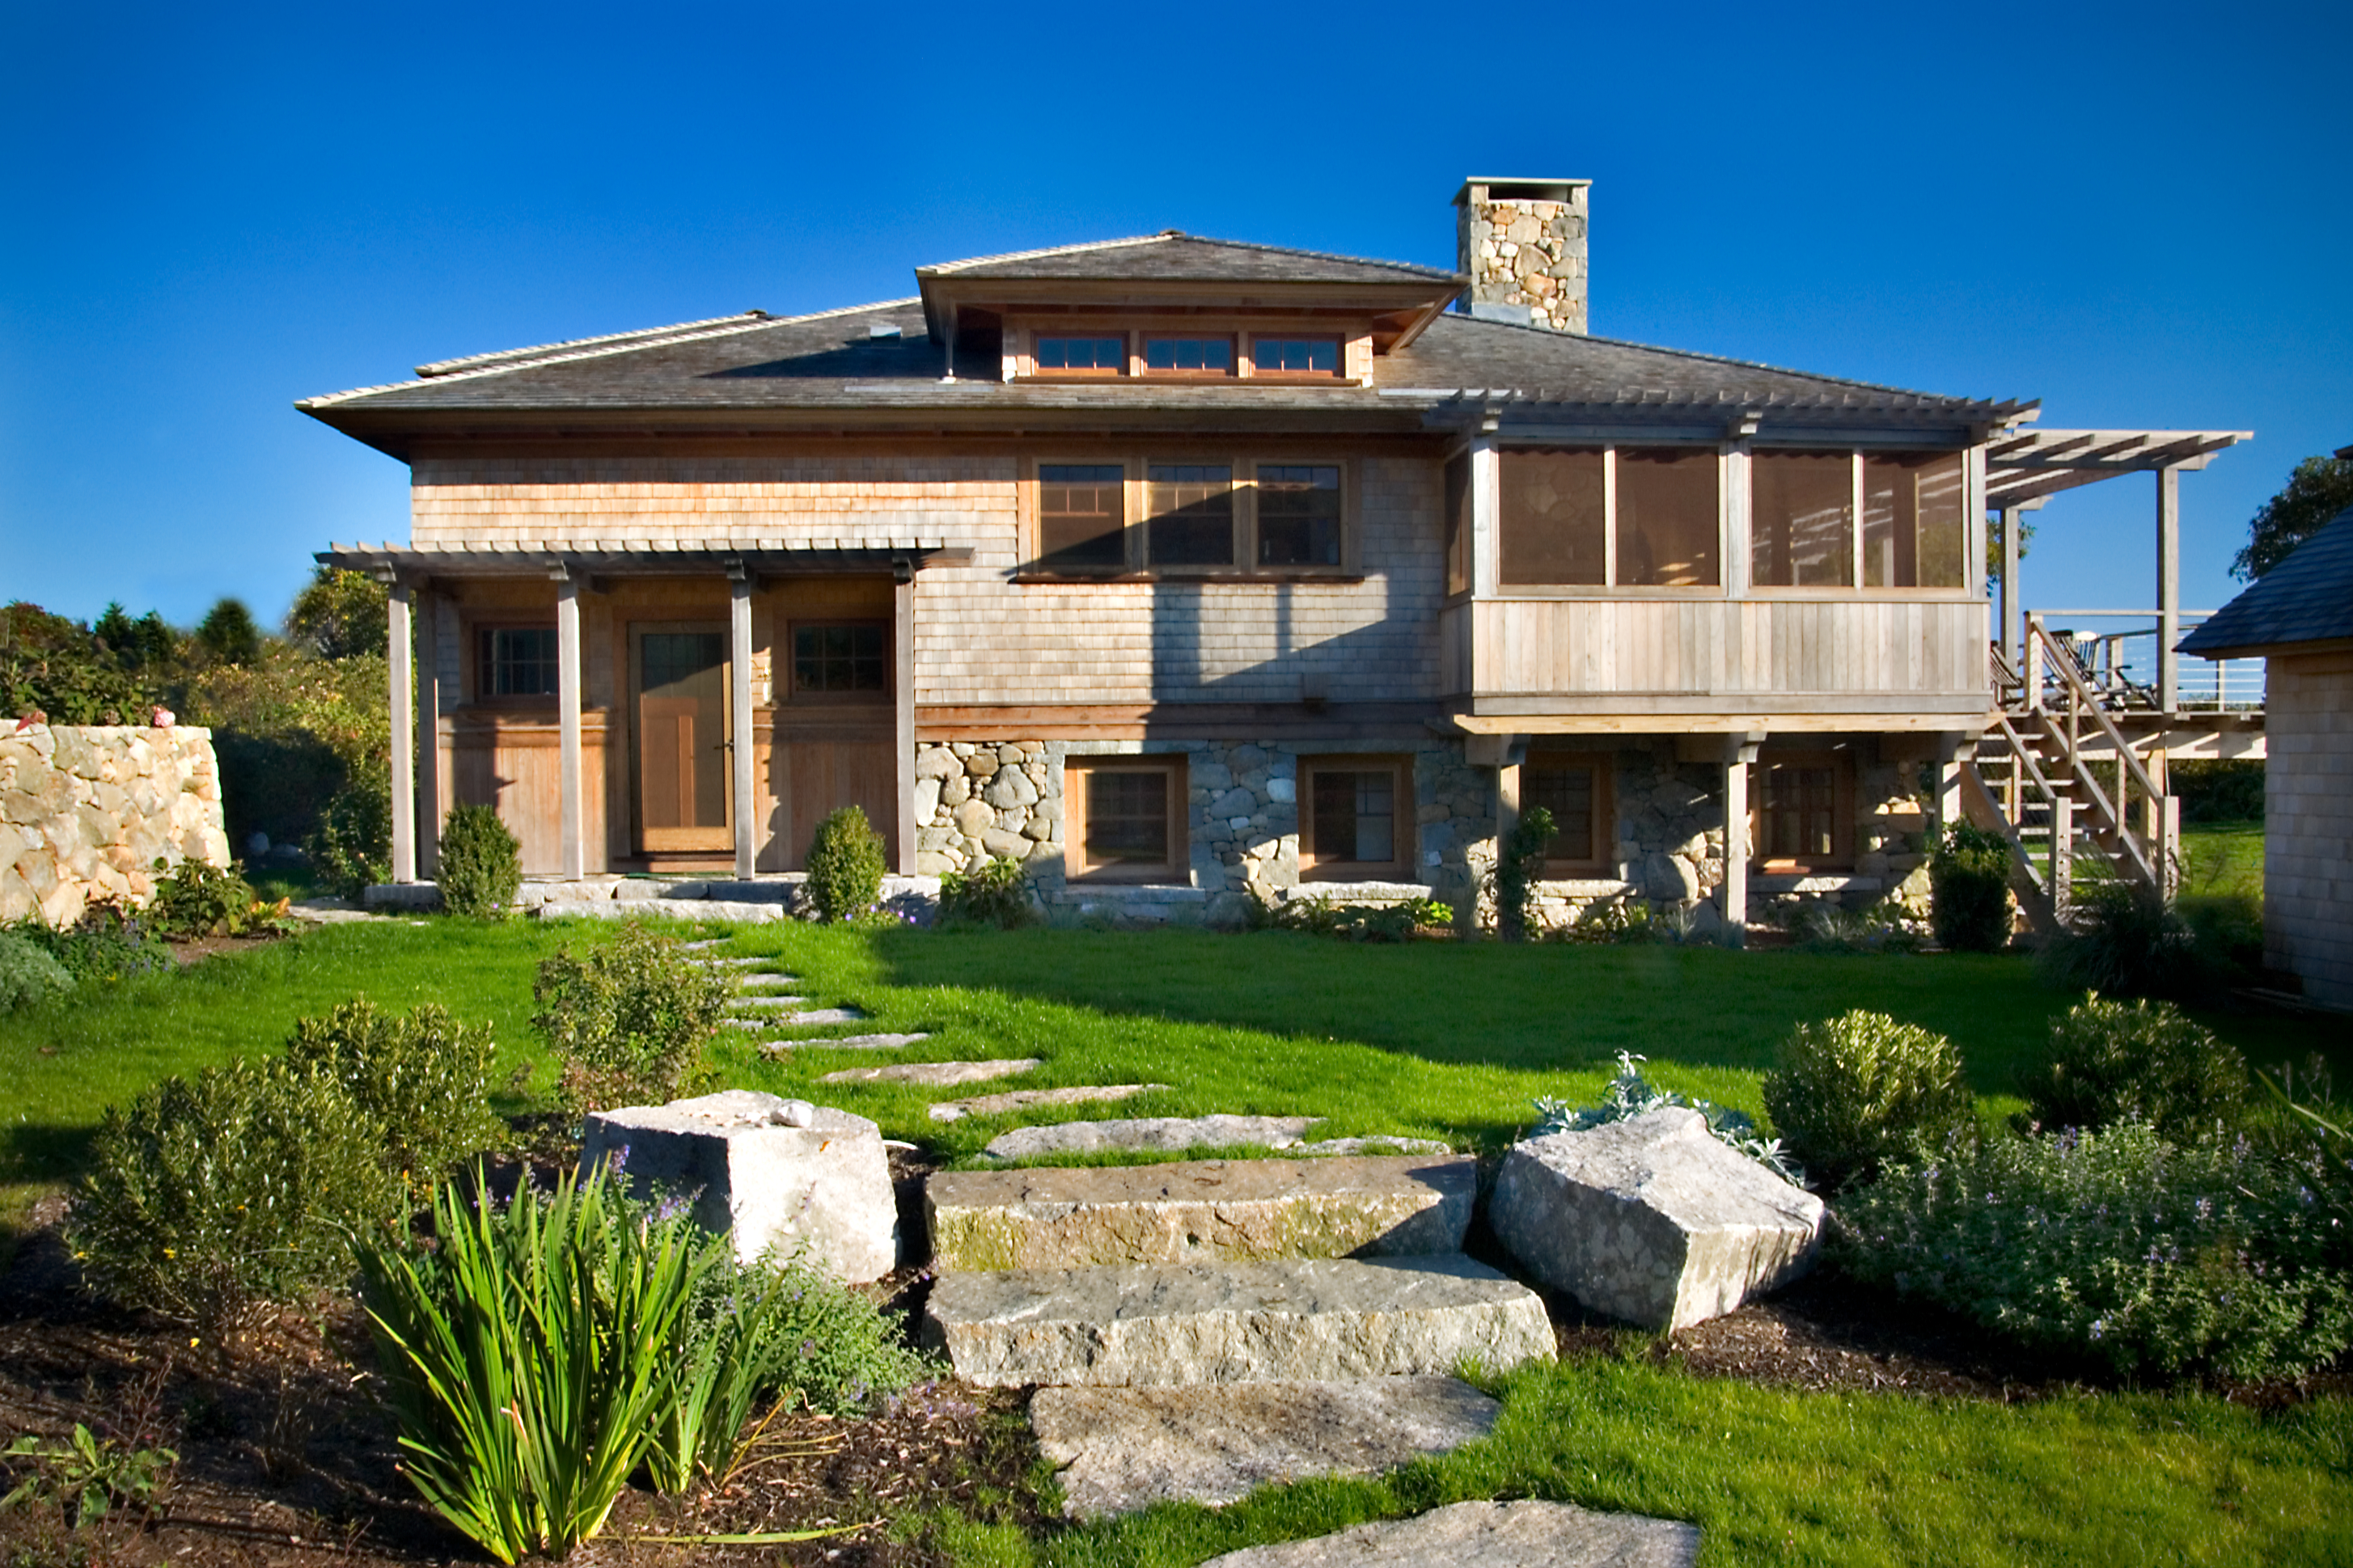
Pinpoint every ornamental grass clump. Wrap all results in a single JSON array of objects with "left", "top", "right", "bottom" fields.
[
  {"left": 1535, "top": 1050, "right": 1805, "bottom": 1188},
  {"left": 805, "top": 805, "right": 887, "bottom": 923},
  {"left": 1762, "top": 1011, "right": 1976, "bottom": 1193},
  {"left": 2015, "top": 993, "right": 2247, "bottom": 1139},
  {"left": 532, "top": 922, "right": 730, "bottom": 1115},
  {"left": 1835, "top": 1124, "right": 2353, "bottom": 1381},
  {"left": 436, "top": 803, "right": 523, "bottom": 918},
  {"left": 281, "top": 997, "right": 505, "bottom": 1186}
]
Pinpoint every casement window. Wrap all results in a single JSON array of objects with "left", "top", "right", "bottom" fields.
[
  {"left": 1521, "top": 754, "right": 1613, "bottom": 872},
  {"left": 1064, "top": 759, "right": 1188, "bottom": 882},
  {"left": 1256, "top": 465, "right": 1343, "bottom": 567},
  {"left": 1038, "top": 463, "right": 1128, "bottom": 571},
  {"left": 1301, "top": 756, "right": 1410, "bottom": 879},
  {"left": 1145, "top": 464, "right": 1236, "bottom": 567},
  {"left": 1025, "top": 459, "right": 1352, "bottom": 577},
  {"left": 1496, "top": 446, "right": 1721, "bottom": 589},
  {"left": 479, "top": 625, "right": 559, "bottom": 698},
  {"left": 1751, "top": 750, "right": 1855, "bottom": 871},
  {"left": 789, "top": 621, "right": 888, "bottom": 702},
  {"left": 1750, "top": 449, "right": 1966, "bottom": 590},
  {"left": 1142, "top": 336, "right": 1234, "bottom": 376},
  {"left": 1035, "top": 334, "right": 1124, "bottom": 374},
  {"left": 1251, "top": 336, "right": 1340, "bottom": 376}
]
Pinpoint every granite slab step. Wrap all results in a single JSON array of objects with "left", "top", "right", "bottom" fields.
[
  {"left": 929, "top": 1084, "right": 1168, "bottom": 1124},
  {"left": 734, "top": 973, "right": 805, "bottom": 988},
  {"left": 760, "top": 1033, "right": 932, "bottom": 1055},
  {"left": 927, "top": 1154, "right": 1477, "bottom": 1271},
  {"left": 922, "top": 1255, "right": 1553, "bottom": 1388},
  {"left": 982, "top": 1114, "right": 1323, "bottom": 1161},
  {"left": 688, "top": 955, "right": 770, "bottom": 968},
  {"left": 1197, "top": 1499, "right": 1699, "bottom": 1567},
  {"left": 1031, "top": 1376, "right": 1500, "bottom": 1519},
  {"left": 728, "top": 995, "right": 814, "bottom": 1008},
  {"left": 777, "top": 1006, "right": 869, "bottom": 1025},
  {"left": 822, "top": 1059, "right": 1041, "bottom": 1087}
]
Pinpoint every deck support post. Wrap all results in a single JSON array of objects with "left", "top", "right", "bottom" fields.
[
  {"left": 416, "top": 586, "right": 443, "bottom": 877},
  {"left": 1720, "top": 731, "right": 1764, "bottom": 948},
  {"left": 2000, "top": 505, "right": 2024, "bottom": 668},
  {"left": 2157, "top": 465, "right": 2181, "bottom": 713},
  {"left": 2051, "top": 797, "right": 2073, "bottom": 924},
  {"left": 893, "top": 564, "right": 917, "bottom": 875},
  {"left": 729, "top": 564, "right": 755, "bottom": 881},
  {"left": 386, "top": 579, "right": 416, "bottom": 884},
  {"left": 556, "top": 569, "right": 585, "bottom": 882}
]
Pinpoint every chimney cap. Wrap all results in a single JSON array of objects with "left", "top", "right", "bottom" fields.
[{"left": 1455, "top": 178, "right": 1590, "bottom": 205}]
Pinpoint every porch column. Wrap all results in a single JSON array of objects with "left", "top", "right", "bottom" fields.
[
  {"left": 2156, "top": 464, "right": 2181, "bottom": 712},
  {"left": 893, "top": 564, "right": 917, "bottom": 874},
  {"left": 2000, "top": 505, "right": 2023, "bottom": 668},
  {"left": 1470, "top": 434, "right": 1500, "bottom": 598},
  {"left": 556, "top": 570, "right": 585, "bottom": 882},
  {"left": 386, "top": 578, "right": 416, "bottom": 884},
  {"left": 1720, "top": 732, "right": 1763, "bottom": 947},
  {"left": 729, "top": 564, "right": 755, "bottom": 881},
  {"left": 417, "top": 586, "right": 444, "bottom": 877}
]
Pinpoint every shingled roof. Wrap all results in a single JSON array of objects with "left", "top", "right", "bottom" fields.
[
  {"left": 916, "top": 232, "right": 1460, "bottom": 286},
  {"left": 2178, "top": 505, "right": 2353, "bottom": 657}
]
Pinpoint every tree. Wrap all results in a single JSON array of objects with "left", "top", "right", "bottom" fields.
[
  {"left": 195, "top": 598, "right": 264, "bottom": 666},
  {"left": 2233, "top": 453, "right": 2353, "bottom": 581},
  {"left": 92, "top": 602, "right": 181, "bottom": 670},
  {"left": 286, "top": 568, "right": 388, "bottom": 661}
]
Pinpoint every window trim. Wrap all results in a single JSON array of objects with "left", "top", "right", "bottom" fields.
[
  {"left": 1748, "top": 749, "right": 1856, "bottom": 873},
  {"left": 1299, "top": 754, "right": 1413, "bottom": 881},
  {"left": 1246, "top": 332, "right": 1345, "bottom": 379},
  {"left": 784, "top": 618, "right": 892, "bottom": 706},
  {"left": 472, "top": 620, "right": 561, "bottom": 705},
  {"left": 1064, "top": 757, "right": 1191, "bottom": 884},
  {"left": 1520, "top": 751, "right": 1615, "bottom": 874},
  {"left": 1018, "top": 456, "right": 1358, "bottom": 580},
  {"left": 1139, "top": 333, "right": 1238, "bottom": 378},
  {"left": 1030, "top": 331, "right": 1128, "bottom": 378}
]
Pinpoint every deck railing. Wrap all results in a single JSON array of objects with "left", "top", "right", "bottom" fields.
[{"left": 2022, "top": 609, "right": 2266, "bottom": 712}]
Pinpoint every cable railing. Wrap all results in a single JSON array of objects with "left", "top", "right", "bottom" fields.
[{"left": 2023, "top": 609, "right": 2266, "bottom": 712}]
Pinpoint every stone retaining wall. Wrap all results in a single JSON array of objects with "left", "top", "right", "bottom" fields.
[{"left": 0, "top": 725, "right": 231, "bottom": 926}]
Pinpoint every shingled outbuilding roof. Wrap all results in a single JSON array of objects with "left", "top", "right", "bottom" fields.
[{"left": 2178, "top": 505, "right": 2353, "bottom": 657}]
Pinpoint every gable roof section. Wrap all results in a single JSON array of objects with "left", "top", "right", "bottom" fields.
[
  {"left": 917, "top": 232, "right": 1460, "bottom": 286},
  {"left": 2178, "top": 505, "right": 2353, "bottom": 657}
]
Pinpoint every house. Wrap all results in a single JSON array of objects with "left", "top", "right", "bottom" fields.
[
  {"left": 301, "top": 179, "right": 2242, "bottom": 933},
  {"left": 2178, "top": 500, "right": 2353, "bottom": 1007}
]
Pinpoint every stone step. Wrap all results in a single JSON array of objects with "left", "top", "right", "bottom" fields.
[
  {"left": 928, "top": 1154, "right": 1478, "bottom": 1272},
  {"left": 728, "top": 995, "right": 814, "bottom": 1008},
  {"left": 821, "top": 1059, "right": 1040, "bottom": 1087},
  {"left": 1196, "top": 1499, "right": 1699, "bottom": 1568},
  {"left": 929, "top": 1084, "right": 1167, "bottom": 1124},
  {"left": 921, "top": 1255, "right": 1553, "bottom": 1388},
  {"left": 1031, "top": 1376, "right": 1500, "bottom": 1519},
  {"left": 982, "top": 1114, "right": 1323, "bottom": 1160},
  {"left": 760, "top": 1032, "right": 931, "bottom": 1055}
]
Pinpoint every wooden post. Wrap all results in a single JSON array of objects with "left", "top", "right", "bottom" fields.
[
  {"left": 417, "top": 587, "right": 443, "bottom": 877},
  {"left": 2051, "top": 797, "right": 2073, "bottom": 923},
  {"left": 2000, "top": 505, "right": 2023, "bottom": 668},
  {"left": 729, "top": 566, "right": 755, "bottom": 882},
  {"left": 386, "top": 579, "right": 415, "bottom": 885},
  {"left": 1722, "top": 438, "right": 1751, "bottom": 598},
  {"left": 556, "top": 570, "right": 584, "bottom": 883},
  {"left": 1721, "top": 733, "right": 1763, "bottom": 947},
  {"left": 2156, "top": 464, "right": 2181, "bottom": 713},
  {"left": 893, "top": 565, "right": 917, "bottom": 875},
  {"left": 1936, "top": 731, "right": 1971, "bottom": 842},
  {"left": 1470, "top": 434, "right": 1500, "bottom": 599},
  {"left": 2025, "top": 615, "right": 2045, "bottom": 712}
]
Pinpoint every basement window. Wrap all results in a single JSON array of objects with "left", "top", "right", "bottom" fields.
[
  {"left": 1065, "top": 759, "right": 1188, "bottom": 882},
  {"left": 1522, "top": 754, "right": 1612, "bottom": 872},
  {"left": 1302, "top": 757, "right": 1409, "bottom": 880},
  {"left": 1751, "top": 750, "right": 1855, "bottom": 871}
]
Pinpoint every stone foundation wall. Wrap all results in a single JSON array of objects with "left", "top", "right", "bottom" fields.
[{"left": 0, "top": 725, "right": 231, "bottom": 926}]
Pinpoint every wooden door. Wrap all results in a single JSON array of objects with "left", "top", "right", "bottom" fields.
[{"left": 633, "top": 626, "right": 731, "bottom": 852}]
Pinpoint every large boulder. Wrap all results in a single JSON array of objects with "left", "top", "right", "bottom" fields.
[
  {"left": 1489, "top": 1107, "right": 1822, "bottom": 1331},
  {"left": 579, "top": 1089, "right": 898, "bottom": 1281}
]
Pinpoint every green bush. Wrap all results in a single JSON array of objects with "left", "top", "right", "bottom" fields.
[
  {"left": 5, "top": 903, "right": 171, "bottom": 983},
  {"left": 2169, "top": 759, "right": 2263, "bottom": 823},
  {"left": 937, "top": 854, "right": 1035, "bottom": 929},
  {"left": 2177, "top": 891, "right": 2265, "bottom": 983},
  {"left": 1492, "top": 805, "right": 1555, "bottom": 943},
  {"left": 281, "top": 998, "right": 505, "bottom": 1186},
  {"left": 2015, "top": 994, "right": 2247, "bottom": 1138},
  {"left": 531, "top": 923, "right": 730, "bottom": 1114},
  {"left": 146, "top": 856, "right": 269, "bottom": 938},
  {"left": 0, "top": 930, "right": 72, "bottom": 1012},
  {"left": 437, "top": 804, "right": 522, "bottom": 918},
  {"left": 1835, "top": 1123, "right": 2353, "bottom": 1381},
  {"left": 1762, "top": 1010, "right": 1977, "bottom": 1192},
  {"left": 69, "top": 1057, "right": 405, "bottom": 1342},
  {"left": 1257, "top": 892, "right": 1454, "bottom": 943},
  {"left": 310, "top": 761, "right": 391, "bottom": 901},
  {"left": 805, "top": 805, "right": 887, "bottom": 923},
  {"left": 1929, "top": 823, "right": 2013, "bottom": 952},
  {"left": 2038, "top": 879, "right": 2209, "bottom": 1000}
]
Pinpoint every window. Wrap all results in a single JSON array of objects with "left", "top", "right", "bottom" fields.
[
  {"left": 1864, "top": 452, "right": 1966, "bottom": 589},
  {"left": 1039, "top": 463, "right": 1128, "bottom": 571},
  {"left": 1035, "top": 335, "right": 1124, "bottom": 374},
  {"left": 1752, "top": 751, "right": 1853, "bottom": 870},
  {"left": 1142, "top": 336, "right": 1234, "bottom": 375},
  {"left": 1065, "top": 759, "right": 1187, "bottom": 881},
  {"left": 1751, "top": 450, "right": 1855, "bottom": 588},
  {"left": 1616, "top": 448, "right": 1720, "bottom": 587},
  {"left": 1251, "top": 336, "right": 1339, "bottom": 375},
  {"left": 1500, "top": 449, "right": 1606, "bottom": 585},
  {"left": 1257, "top": 465, "right": 1342, "bottom": 566},
  {"left": 790, "top": 622, "right": 887, "bottom": 700},
  {"left": 480, "top": 626, "right": 558, "bottom": 698},
  {"left": 1444, "top": 452, "right": 1471, "bottom": 596},
  {"left": 1145, "top": 464, "right": 1235, "bottom": 566},
  {"left": 1521, "top": 754, "right": 1612, "bottom": 870},
  {"left": 1302, "top": 757, "right": 1409, "bottom": 878}
]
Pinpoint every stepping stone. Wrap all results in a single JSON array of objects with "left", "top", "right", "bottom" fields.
[
  {"left": 760, "top": 1033, "right": 931, "bottom": 1055},
  {"left": 1293, "top": 1136, "right": 1454, "bottom": 1157},
  {"left": 734, "top": 974, "right": 804, "bottom": 989},
  {"left": 688, "top": 955, "right": 769, "bottom": 967},
  {"left": 681, "top": 938, "right": 727, "bottom": 949},
  {"left": 1032, "top": 1376, "right": 1500, "bottom": 1519},
  {"left": 929, "top": 1155, "right": 1478, "bottom": 1271},
  {"left": 1197, "top": 1498, "right": 1700, "bottom": 1567},
  {"left": 822, "top": 1059, "right": 1042, "bottom": 1087},
  {"left": 983, "top": 1114, "right": 1323, "bottom": 1161},
  {"left": 929, "top": 1084, "right": 1168, "bottom": 1124},
  {"left": 922, "top": 1255, "right": 1552, "bottom": 1388},
  {"left": 728, "top": 995, "right": 814, "bottom": 1008},
  {"left": 780, "top": 1007, "right": 868, "bottom": 1025}
]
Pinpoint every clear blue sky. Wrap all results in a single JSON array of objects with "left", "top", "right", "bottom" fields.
[{"left": 3, "top": 0, "right": 2344, "bottom": 630}]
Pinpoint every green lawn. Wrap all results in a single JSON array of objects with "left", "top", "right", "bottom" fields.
[
  {"left": 2180, "top": 819, "right": 2264, "bottom": 901},
  {"left": 4, "top": 917, "right": 2349, "bottom": 1567}
]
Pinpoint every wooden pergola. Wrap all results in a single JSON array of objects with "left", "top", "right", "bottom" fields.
[{"left": 1984, "top": 427, "right": 2251, "bottom": 711}]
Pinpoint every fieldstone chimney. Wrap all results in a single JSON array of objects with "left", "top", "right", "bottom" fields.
[{"left": 1455, "top": 178, "right": 1590, "bottom": 334}]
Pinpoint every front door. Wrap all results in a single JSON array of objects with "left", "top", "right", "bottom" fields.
[{"left": 633, "top": 624, "right": 732, "bottom": 853}]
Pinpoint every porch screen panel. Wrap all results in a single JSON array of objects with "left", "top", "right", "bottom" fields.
[
  {"left": 1863, "top": 451, "right": 1966, "bottom": 588},
  {"left": 640, "top": 632, "right": 727, "bottom": 832},
  {"left": 1616, "top": 449, "right": 1720, "bottom": 586},
  {"left": 1500, "top": 449, "right": 1606, "bottom": 585},
  {"left": 1751, "top": 451, "right": 1855, "bottom": 587}
]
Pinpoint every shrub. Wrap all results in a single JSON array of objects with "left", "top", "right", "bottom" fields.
[
  {"left": 2038, "top": 878, "right": 2209, "bottom": 1000},
  {"left": 69, "top": 1058, "right": 404, "bottom": 1342},
  {"left": 437, "top": 804, "right": 522, "bottom": 918},
  {"left": 310, "top": 762, "right": 391, "bottom": 901},
  {"left": 1554, "top": 895, "right": 1661, "bottom": 945},
  {"left": 281, "top": 998, "right": 505, "bottom": 1186},
  {"left": 805, "top": 805, "right": 887, "bottom": 923},
  {"left": 0, "top": 930, "right": 72, "bottom": 1012},
  {"left": 531, "top": 923, "right": 730, "bottom": 1114},
  {"left": 1792, "top": 900, "right": 1923, "bottom": 955},
  {"left": 1535, "top": 1050, "right": 1805, "bottom": 1187},
  {"left": 2177, "top": 891, "right": 2264, "bottom": 983},
  {"left": 937, "top": 854, "right": 1035, "bottom": 929},
  {"left": 1762, "top": 1011, "right": 1976, "bottom": 1192},
  {"left": 1256, "top": 892, "right": 1454, "bottom": 943},
  {"left": 1929, "top": 823, "right": 2013, "bottom": 952},
  {"left": 2016, "top": 994, "right": 2247, "bottom": 1138},
  {"left": 146, "top": 856, "right": 282, "bottom": 938},
  {"left": 1835, "top": 1124, "right": 2353, "bottom": 1381},
  {"left": 1492, "top": 805, "right": 1555, "bottom": 943},
  {"left": 5, "top": 902, "right": 171, "bottom": 983},
  {"left": 2169, "top": 758, "right": 2263, "bottom": 823},
  {"left": 0, "top": 600, "right": 164, "bottom": 725}
]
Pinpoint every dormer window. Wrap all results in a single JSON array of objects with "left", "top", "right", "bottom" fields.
[
  {"left": 1035, "top": 335, "right": 1124, "bottom": 374},
  {"left": 1142, "top": 336, "right": 1234, "bottom": 376},
  {"left": 1251, "top": 336, "right": 1340, "bottom": 376}
]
